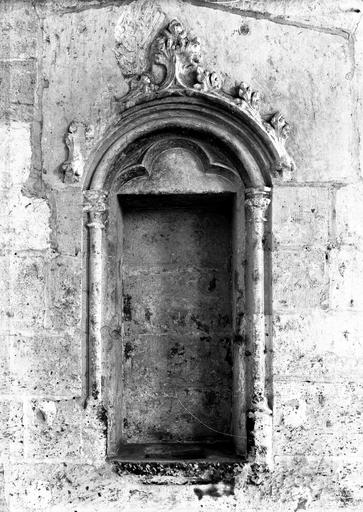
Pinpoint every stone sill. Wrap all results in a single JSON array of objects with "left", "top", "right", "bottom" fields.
[{"left": 109, "top": 442, "right": 245, "bottom": 482}]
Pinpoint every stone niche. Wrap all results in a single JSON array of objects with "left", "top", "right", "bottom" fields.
[
  {"left": 82, "top": 84, "right": 280, "bottom": 467},
  {"left": 103, "top": 136, "right": 246, "bottom": 462}
]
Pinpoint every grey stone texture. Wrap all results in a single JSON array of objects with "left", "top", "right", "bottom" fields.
[{"left": 0, "top": 0, "right": 362, "bottom": 510}]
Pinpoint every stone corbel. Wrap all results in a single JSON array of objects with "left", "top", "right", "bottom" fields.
[
  {"left": 83, "top": 190, "right": 109, "bottom": 402},
  {"left": 245, "top": 187, "right": 273, "bottom": 468},
  {"left": 62, "top": 122, "right": 86, "bottom": 184}
]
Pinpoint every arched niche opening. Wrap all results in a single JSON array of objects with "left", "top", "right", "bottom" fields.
[{"left": 83, "top": 94, "right": 276, "bottom": 465}]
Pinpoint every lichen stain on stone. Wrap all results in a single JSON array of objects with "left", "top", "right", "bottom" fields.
[
  {"left": 190, "top": 314, "right": 210, "bottom": 333},
  {"left": 194, "top": 482, "right": 234, "bottom": 500},
  {"left": 122, "top": 294, "right": 132, "bottom": 321},
  {"left": 144, "top": 307, "right": 152, "bottom": 321},
  {"left": 124, "top": 341, "right": 134, "bottom": 360},
  {"left": 208, "top": 275, "right": 217, "bottom": 291},
  {"left": 168, "top": 342, "right": 185, "bottom": 359}
]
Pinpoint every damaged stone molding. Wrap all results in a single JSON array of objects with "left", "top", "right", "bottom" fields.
[{"left": 115, "top": 18, "right": 294, "bottom": 179}]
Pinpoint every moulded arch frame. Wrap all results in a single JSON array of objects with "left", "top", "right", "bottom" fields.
[
  {"left": 84, "top": 93, "right": 283, "bottom": 192},
  {"left": 83, "top": 91, "right": 275, "bottom": 467}
]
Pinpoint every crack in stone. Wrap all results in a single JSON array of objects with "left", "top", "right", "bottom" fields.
[{"left": 34, "top": 0, "right": 356, "bottom": 39}]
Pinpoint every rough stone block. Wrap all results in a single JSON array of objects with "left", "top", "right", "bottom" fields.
[
  {"left": 5, "top": 461, "right": 236, "bottom": 512},
  {"left": 0, "top": 121, "right": 31, "bottom": 191},
  {"left": 0, "top": 61, "right": 36, "bottom": 121},
  {"left": 335, "top": 183, "right": 363, "bottom": 248},
  {"left": 0, "top": 2, "right": 38, "bottom": 60},
  {"left": 274, "top": 381, "right": 363, "bottom": 456},
  {"left": 52, "top": 189, "right": 83, "bottom": 256},
  {"left": 0, "top": 256, "right": 47, "bottom": 334},
  {"left": 10, "top": 333, "right": 82, "bottom": 397},
  {"left": 81, "top": 400, "right": 107, "bottom": 464},
  {"left": 236, "top": 456, "right": 363, "bottom": 511},
  {"left": 0, "top": 121, "right": 51, "bottom": 254},
  {"left": 0, "top": 400, "right": 23, "bottom": 463},
  {"left": 272, "top": 186, "right": 330, "bottom": 248},
  {"left": 45, "top": 256, "right": 82, "bottom": 330},
  {"left": 123, "top": 205, "right": 231, "bottom": 270},
  {"left": 273, "top": 311, "right": 363, "bottom": 383},
  {"left": 24, "top": 399, "right": 82, "bottom": 461},
  {"left": 0, "top": 197, "right": 51, "bottom": 255},
  {"left": 0, "top": 402, "right": 10, "bottom": 462},
  {"left": 0, "top": 335, "right": 10, "bottom": 394},
  {"left": 272, "top": 248, "right": 328, "bottom": 312},
  {"left": 5, "top": 463, "right": 126, "bottom": 511},
  {"left": 329, "top": 246, "right": 363, "bottom": 311},
  {"left": 123, "top": 270, "right": 232, "bottom": 336},
  {"left": 0, "top": 466, "right": 8, "bottom": 511}
]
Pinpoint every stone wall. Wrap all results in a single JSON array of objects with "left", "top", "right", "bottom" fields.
[{"left": 1, "top": 0, "right": 362, "bottom": 510}]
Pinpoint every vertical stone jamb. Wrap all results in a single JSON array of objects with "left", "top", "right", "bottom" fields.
[
  {"left": 83, "top": 190, "right": 108, "bottom": 403},
  {"left": 245, "top": 186, "right": 273, "bottom": 468}
]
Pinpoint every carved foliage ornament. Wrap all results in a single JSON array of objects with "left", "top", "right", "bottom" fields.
[{"left": 116, "top": 19, "right": 291, "bottom": 147}]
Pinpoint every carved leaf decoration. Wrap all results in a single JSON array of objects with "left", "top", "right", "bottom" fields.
[
  {"left": 269, "top": 112, "right": 291, "bottom": 140},
  {"left": 114, "top": 15, "right": 292, "bottom": 171},
  {"left": 114, "top": 1, "right": 165, "bottom": 77},
  {"left": 235, "top": 82, "right": 261, "bottom": 113}
]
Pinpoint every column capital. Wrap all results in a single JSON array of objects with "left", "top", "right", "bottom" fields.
[
  {"left": 83, "top": 189, "right": 108, "bottom": 213},
  {"left": 245, "top": 187, "right": 271, "bottom": 215}
]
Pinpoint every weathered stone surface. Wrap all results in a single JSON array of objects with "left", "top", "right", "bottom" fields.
[
  {"left": 0, "top": 401, "right": 24, "bottom": 463},
  {"left": 0, "top": 466, "right": 9, "bottom": 512},
  {"left": 0, "top": 1, "right": 38, "bottom": 60},
  {"left": 0, "top": 121, "right": 51, "bottom": 255},
  {"left": 1, "top": 0, "right": 362, "bottom": 510},
  {"left": 0, "top": 336, "right": 10, "bottom": 395},
  {"left": 335, "top": 182, "right": 363, "bottom": 246},
  {"left": 0, "top": 61, "right": 36, "bottom": 122},
  {"left": 274, "top": 380, "right": 363, "bottom": 456},
  {"left": 235, "top": 456, "right": 363, "bottom": 511},
  {"left": 81, "top": 400, "right": 107, "bottom": 464},
  {"left": 52, "top": 189, "right": 83, "bottom": 256},
  {"left": 355, "top": 15, "right": 363, "bottom": 182},
  {"left": 45, "top": 256, "right": 82, "bottom": 330},
  {"left": 24, "top": 399, "right": 82, "bottom": 461},
  {"left": 123, "top": 205, "right": 232, "bottom": 270},
  {"left": 158, "top": 1, "right": 357, "bottom": 183},
  {"left": 123, "top": 270, "right": 232, "bottom": 335},
  {"left": 329, "top": 246, "right": 363, "bottom": 311},
  {"left": 273, "top": 311, "right": 363, "bottom": 382},
  {"left": 272, "top": 185, "right": 330, "bottom": 248},
  {"left": 40, "top": 1, "right": 357, "bottom": 185},
  {"left": 10, "top": 333, "right": 82, "bottom": 397},
  {"left": 0, "top": 256, "right": 48, "bottom": 334},
  {"left": 272, "top": 248, "right": 328, "bottom": 312}
]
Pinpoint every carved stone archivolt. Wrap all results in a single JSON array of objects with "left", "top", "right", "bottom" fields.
[{"left": 114, "top": 18, "right": 293, "bottom": 178}]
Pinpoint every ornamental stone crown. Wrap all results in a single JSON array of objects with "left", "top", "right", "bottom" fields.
[{"left": 114, "top": 18, "right": 291, "bottom": 146}]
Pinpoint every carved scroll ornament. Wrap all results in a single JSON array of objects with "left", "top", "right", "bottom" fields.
[{"left": 115, "top": 18, "right": 292, "bottom": 163}]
